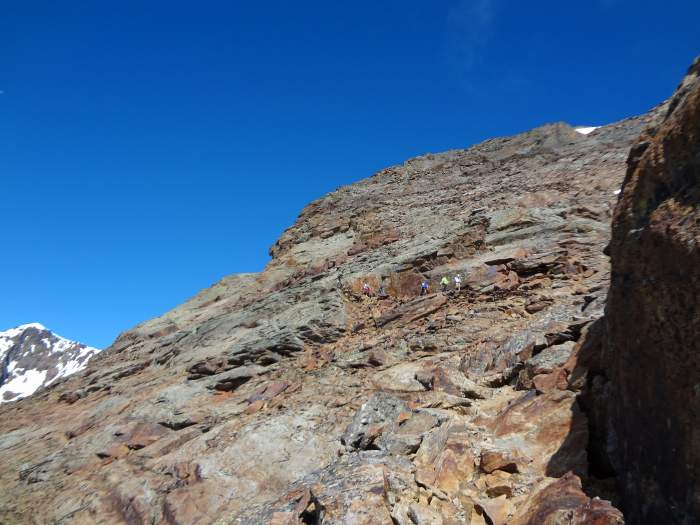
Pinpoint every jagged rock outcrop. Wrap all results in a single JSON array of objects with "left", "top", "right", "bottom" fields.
[
  {"left": 509, "top": 473, "right": 624, "bottom": 525},
  {"left": 0, "top": 323, "right": 99, "bottom": 403},
  {"left": 602, "top": 57, "right": 700, "bottom": 523},
  {"left": 0, "top": 60, "right": 696, "bottom": 524}
]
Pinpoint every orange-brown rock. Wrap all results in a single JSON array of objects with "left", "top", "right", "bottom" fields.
[
  {"left": 510, "top": 473, "right": 624, "bottom": 525},
  {"left": 479, "top": 448, "right": 521, "bottom": 474}
]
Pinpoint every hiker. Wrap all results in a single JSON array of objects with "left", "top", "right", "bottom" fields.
[
  {"left": 420, "top": 280, "right": 429, "bottom": 296},
  {"left": 378, "top": 283, "right": 386, "bottom": 296},
  {"left": 454, "top": 273, "right": 462, "bottom": 292},
  {"left": 362, "top": 282, "right": 372, "bottom": 296},
  {"left": 440, "top": 276, "right": 449, "bottom": 292}
]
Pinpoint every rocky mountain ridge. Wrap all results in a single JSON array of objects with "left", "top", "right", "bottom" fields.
[
  {"left": 0, "top": 58, "right": 697, "bottom": 524},
  {"left": 0, "top": 323, "right": 100, "bottom": 403}
]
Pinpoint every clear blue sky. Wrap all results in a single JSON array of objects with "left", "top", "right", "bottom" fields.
[{"left": 1, "top": 1, "right": 698, "bottom": 347}]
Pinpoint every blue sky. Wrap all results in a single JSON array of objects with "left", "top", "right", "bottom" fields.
[{"left": 1, "top": 1, "right": 698, "bottom": 347}]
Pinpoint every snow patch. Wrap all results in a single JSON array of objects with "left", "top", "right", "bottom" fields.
[
  {"left": 0, "top": 369, "right": 48, "bottom": 400},
  {"left": 0, "top": 337, "right": 13, "bottom": 357},
  {"left": 574, "top": 126, "right": 601, "bottom": 135},
  {"left": 46, "top": 346, "right": 100, "bottom": 385},
  {"left": 0, "top": 322, "right": 47, "bottom": 345},
  {"left": 17, "top": 322, "right": 47, "bottom": 331}
]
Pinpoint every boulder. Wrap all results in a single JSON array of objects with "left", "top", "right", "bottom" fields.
[
  {"left": 375, "top": 295, "right": 447, "bottom": 329},
  {"left": 341, "top": 393, "right": 408, "bottom": 450},
  {"left": 509, "top": 473, "right": 623, "bottom": 525},
  {"left": 479, "top": 448, "right": 522, "bottom": 474}
]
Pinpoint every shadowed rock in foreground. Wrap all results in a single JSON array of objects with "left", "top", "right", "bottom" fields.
[
  {"left": 0, "top": 59, "right": 698, "bottom": 524},
  {"left": 604, "top": 57, "right": 700, "bottom": 523}
]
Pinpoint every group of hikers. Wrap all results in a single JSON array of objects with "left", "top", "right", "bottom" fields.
[
  {"left": 360, "top": 273, "right": 464, "bottom": 298},
  {"left": 421, "top": 273, "right": 463, "bottom": 295}
]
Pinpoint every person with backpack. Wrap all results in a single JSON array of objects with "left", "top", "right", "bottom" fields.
[
  {"left": 336, "top": 270, "right": 343, "bottom": 289},
  {"left": 454, "top": 273, "right": 462, "bottom": 292},
  {"left": 440, "top": 276, "right": 450, "bottom": 293},
  {"left": 362, "top": 282, "right": 372, "bottom": 296},
  {"left": 420, "top": 280, "right": 429, "bottom": 296}
]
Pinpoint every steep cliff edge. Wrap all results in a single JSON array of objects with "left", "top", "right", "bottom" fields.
[
  {"left": 604, "top": 57, "right": 700, "bottom": 523},
  {"left": 0, "top": 61, "right": 693, "bottom": 524}
]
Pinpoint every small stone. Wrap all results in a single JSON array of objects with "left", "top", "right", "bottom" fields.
[
  {"left": 244, "top": 399, "right": 265, "bottom": 414},
  {"left": 480, "top": 449, "right": 520, "bottom": 474}
]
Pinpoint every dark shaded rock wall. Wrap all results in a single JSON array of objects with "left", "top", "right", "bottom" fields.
[{"left": 606, "top": 57, "right": 700, "bottom": 524}]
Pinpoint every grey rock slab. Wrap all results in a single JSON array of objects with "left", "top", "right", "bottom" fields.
[
  {"left": 203, "top": 364, "right": 270, "bottom": 391},
  {"left": 527, "top": 341, "right": 576, "bottom": 374},
  {"left": 341, "top": 392, "right": 409, "bottom": 450}
]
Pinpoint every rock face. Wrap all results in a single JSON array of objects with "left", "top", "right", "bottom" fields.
[
  {"left": 0, "top": 61, "right": 695, "bottom": 524},
  {"left": 0, "top": 323, "right": 99, "bottom": 403},
  {"left": 603, "top": 57, "right": 700, "bottom": 523}
]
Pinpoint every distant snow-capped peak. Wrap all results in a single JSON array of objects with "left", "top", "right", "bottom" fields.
[{"left": 0, "top": 323, "right": 100, "bottom": 403}]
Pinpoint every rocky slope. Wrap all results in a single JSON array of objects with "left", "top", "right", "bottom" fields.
[
  {"left": 0, "top": 323, "right": 99, "bottom": 403},
  {"left": 0, "top": 61, "right": 695, "bottom": 524}
]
